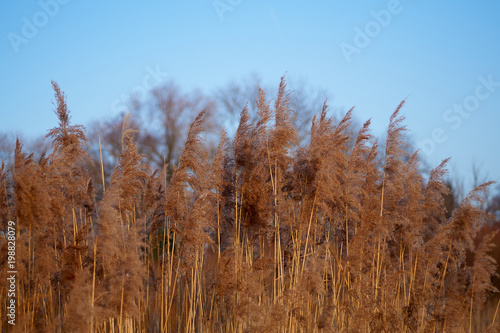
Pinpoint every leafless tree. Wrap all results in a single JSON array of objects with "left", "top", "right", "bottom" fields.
[
  {"left": 214, "top": 74, "right": 336, "bottom": 145},
  {"left": 134, "top": 80, "right": 217, "bottom": 178}
]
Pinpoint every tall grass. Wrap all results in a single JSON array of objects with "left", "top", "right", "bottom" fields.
[{"left": 0, "top": 78, "right": 498, "bottom": 332}]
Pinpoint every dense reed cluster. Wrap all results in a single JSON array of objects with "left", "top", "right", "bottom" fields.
[{"left": 0, "top": 78, "right": 499, "bottom": 332}]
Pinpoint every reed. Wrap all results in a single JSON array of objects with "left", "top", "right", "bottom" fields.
[{"left": 0, "top": 78, "right": 497, "bottom": 332}]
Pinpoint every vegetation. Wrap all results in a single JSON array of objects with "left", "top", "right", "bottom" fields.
[{"left": 0, "top": 78, "right": 499, "bottom": 332}]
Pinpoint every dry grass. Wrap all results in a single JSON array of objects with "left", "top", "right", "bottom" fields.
[{"left": 0, "top": 78, "right": 498, "bottom": 332}]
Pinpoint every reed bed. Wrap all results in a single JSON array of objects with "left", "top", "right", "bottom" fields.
[{"left": 0, "top": 78, "right": 498, "bottom": 332}]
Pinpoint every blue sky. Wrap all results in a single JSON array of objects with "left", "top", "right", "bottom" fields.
[{"left": 1, "top": 0, "right": 499, "bottom": 193}]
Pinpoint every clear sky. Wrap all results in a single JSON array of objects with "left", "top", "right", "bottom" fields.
[{"left": 1, "top": 0, "right": 499, "bottom": 193}]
